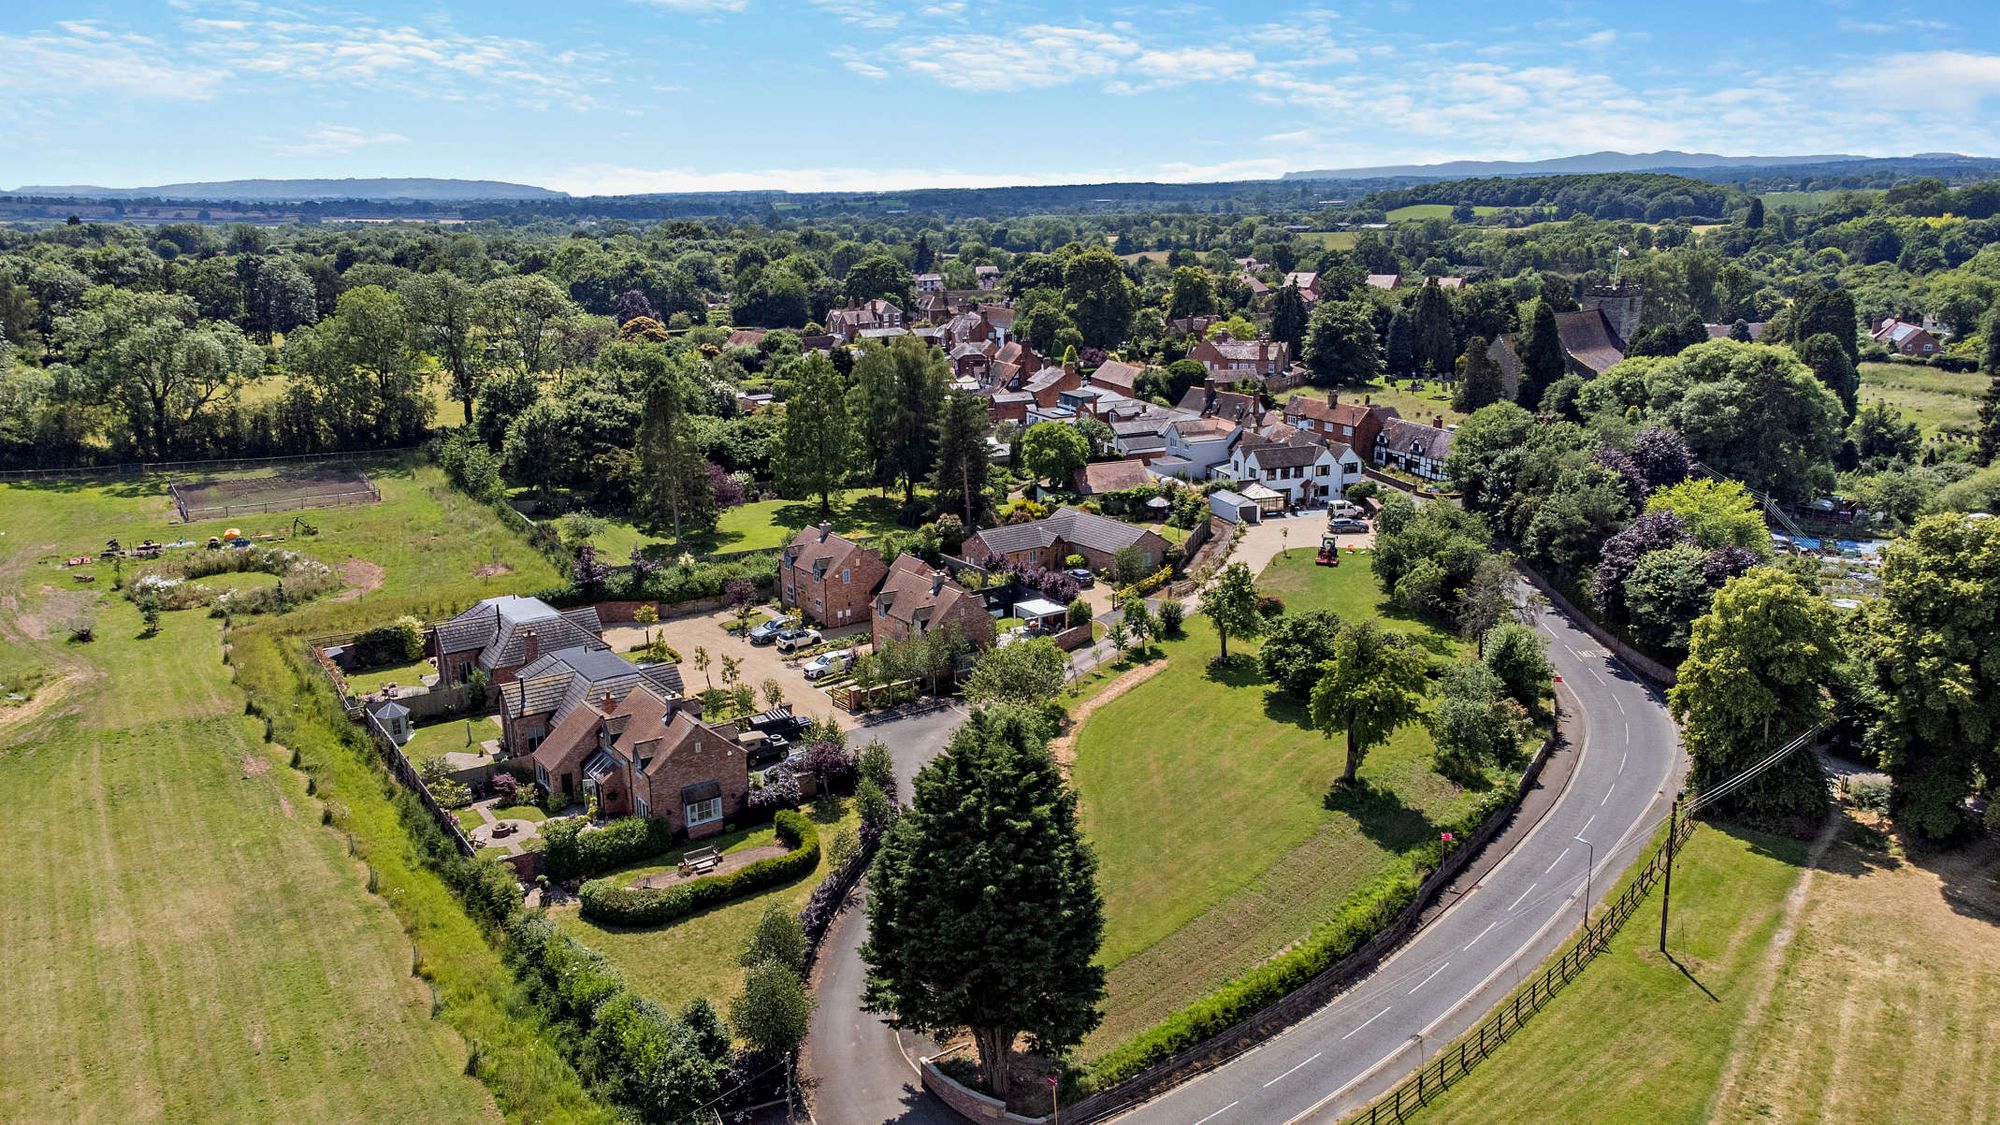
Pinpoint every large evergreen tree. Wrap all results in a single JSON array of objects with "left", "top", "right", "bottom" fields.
[
  {"left": 1301, "top": 299, "right": 1384, "bottom": 387},
  {"left": 773, "top": 352, "right": 853, "bottom": 516},
  {"left": 1452, "top": 335, "right": 1505, "bottom": 413},
  {"left": 1517, "top": 300, "right": 1565, "bottom": 408},
  {"left": 635, "top": 350, "right": 715, "bottom": 544},
  {"left": 1270, "top": 282, "right": 1309, "bottom": 356},
  {"left": 930, "top": 391, "right": 993, "bottom": 526},
  {"left": 1669, "top": 567, "right": 1835, "bottom": 823},
  {"left": 1978, "top": 303, "right": 2000, "bottom": 465},
  {"left": 1790, "top": 285, "right": 1860, "bottom": 363},
  {"left": 1794, "top": 331, "right": 1859, "bottom": 419},
  {"left": 1384, "top": 306, "right": 1417, "bottom": 376},
  {"left": 1414, "top": 277, "right": 1457, "bottom": 374},
  {"left": 851, "top": 335, "right": 947, "bottom": 505},
  {"left": 862, "top": 705, "right": 1105, "bottom": 1099}
]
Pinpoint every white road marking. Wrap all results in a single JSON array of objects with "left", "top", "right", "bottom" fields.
[
  {"left": 1577, "top": 814, "right": 1597, "bottom": 839},
  {"left": 1613, "top": 694, "right": 1626, "bottom": 714},
  {"left": 1341, "top": 1007, "right": 1392, "bottom": 1040},
  {"left": 1588, "top": 668, "right": 1606, "bottom": 685},
  {"left": 1624, "top": 723, "right": 1630, "bottom": 745},
  {"left": 1544, "top": 846, "right": 1571, "bottom": 874},
  {"left": 1263, "top": 1052, "right": 1323, "bottom": 1087},
  {"left": 1508, "top": 882, "right": 1537, "bottom": 911},
  {"left": 1601, "top": 785, "right": 1616, "bottom": 806},
  {"left": 1465, "top": 921, "right": 1499, "bottom": 950},
  {"left": 1193, "top": 1100, "right": 1238, "bottom": 1124},
  {"left": 1408, "top": 963, "right": 1450, "bottom": 995},
  {"left": 1565, "top": 644, "right": 1581, "bottom": 660},
  {"left": 1619, "top": 751, "right": 1628, "bottom": 773}
]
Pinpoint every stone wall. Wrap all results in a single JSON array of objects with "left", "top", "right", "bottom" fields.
[{"left": 920, "top": 1057, "right": 1051, "bottom": 1125}]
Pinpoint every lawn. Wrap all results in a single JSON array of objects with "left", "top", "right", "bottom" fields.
[
  {"left": 1407, "top": 823, "right": 1811, "bottom": 1125},
  {"left": 591, "top": 486, "right": 910, "bottom": 559},
  {"left": 0, "top": 462, "right": 614, "bottom": 1123},
  {"left": 1281, "top": 379, "right": 1464, "bottom": 428},
  {"left": 401, "top": 715, "right": 502, "bottom": 763},
  {"left": 345, "top": 656, "right": 436, "bottom": 696},
  {"left": 1386, "top": 203, "right": 1504, "bottom": 222},
  {"left": 1857, "top": 361, "right": 1984, "bottom": 437},
  {"left": 553, "top": 799, "right": 860, "bottom": 1019},
  {"left": 1070, "top": 550, "right": 1493, "bottom": 1056},
  {"left": 1298, "top": 230, "right": 1360, "bottom": 251}
]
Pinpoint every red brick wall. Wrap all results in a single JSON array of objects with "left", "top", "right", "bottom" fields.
[
  {"left": 782, "top": 551, "right": 885, "bottom": 628},
  {"left": 638, "top": 728, "right": 750, "bottom": 839}
]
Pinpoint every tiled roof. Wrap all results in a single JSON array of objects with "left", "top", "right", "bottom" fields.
[
  {"left": 973, "top": 506, "right": 1156, "bottom": 558},
  {"left": 1380, "top": 419, "right": 1454, "bottom": 462},
  {"left": 1366, "top": 273, "right": 1401, "bottom": 290},
  {"left": 1089, "top": 358, "right": 1144, "bottom": 392},
  {"left": 479, "top": 606, "right": 604, "bottom": 671},
  {"left": 1554, "top": 309, "right": 1626, "bottom": 375},
  {"left": 1244, "top": 442, "right": 1325, "bottom": 469},
  {"left": 1074, "top": 458, "right": 1156, "bottom": 494},
  {"left": 873, "top": 554, "right": 980, "bottom": 628},
  {"left": 783, "top": 525, "right": 880, "bottom": 582}
]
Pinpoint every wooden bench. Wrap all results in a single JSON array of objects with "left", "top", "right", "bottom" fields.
[{"left": 678, "top": 846, "right": 722, "bottom": 877}]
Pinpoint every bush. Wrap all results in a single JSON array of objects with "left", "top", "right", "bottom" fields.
[
  {"left": 352, "top": 615, "right": 425, "bottom": 669},
  {"left": 491, "top": 772, "right": 520, "bottom": 803},
  {"left": 541, "top": 815, "right": 675, "bottom": 881},
  {"left": 578, "top": 812, "right": 820, "bottom": 926},
  {"left": 748, "top": 766, "right": 802, "bottom": 812},
  {"left": 1067, "top": 598, "right": 1092, "bottom": 628},
  {"left": 1346, "top": 480, "right": 1379, "bottom": 503},
  {"left": 1158, "top": 600, "right": 1185, "bottom": 637}
]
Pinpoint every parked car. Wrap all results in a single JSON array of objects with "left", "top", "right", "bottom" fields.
[
  {"left": 746, "top": 707, "right": 808, "bottom": 741},
  {"left": 748, "top": 615, "right": 798, "bottom": 645},
  {"left": 802, "top": 649, "right": 855, "bottom": 681},
  {"left": 740, "top": 730, "right": 789, "bottom": 767},
  {"left": 1327, "top": 517, "right": 1369, "bottom": 533},
  {"left": 1067, "top": 567, "right": 1095, "bottom": 588},
  {"left": 1326, "top": 500, "right": 1365, "bottom": 519},
  {"left": 776, "top": 627, "right": 822, "bottom": 653}
]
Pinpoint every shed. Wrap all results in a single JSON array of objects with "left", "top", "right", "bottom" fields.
[
  {"left": 1210, "top": 489, "right": 1259, "bottom": 525},
  {"left": 372, "top": 699, "right": 414, "bottom": 745}
]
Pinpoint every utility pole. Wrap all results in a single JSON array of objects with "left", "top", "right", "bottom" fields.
[
  {"left": 1659, "top": 790, "right": 1684, "bottom": 953},
  {"left": 1576, "top": 834, "right": 1594, "bottom": 930}
]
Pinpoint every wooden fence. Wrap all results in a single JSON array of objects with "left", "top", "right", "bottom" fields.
[
  {"left": 1061, "top": 716, "right": 1563, "bottom": 1123},
  {"left": 1348, "top": 805, "right": 1693, "bottom": 1124},
  {"left": 361, "top": 708, "right": 477, "bottom": 858}
]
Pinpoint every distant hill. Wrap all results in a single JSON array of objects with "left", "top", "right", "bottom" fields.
[
  {"left": 6, "top": 178, "right": 566, "bottom": 202},
  {"left": 1286, "top": 151, "right": 1878, "bottom": 180}
]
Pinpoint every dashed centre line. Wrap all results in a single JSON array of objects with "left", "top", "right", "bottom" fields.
[
  {"left": 1408, "top": 963, "right": 1450, "bottom": 995},
  {"left": 1263, "top": 1052, "right": 1323, "bottom": 1087},
  {"left": 1545, "top": 846, "right": 1571, "bottom": 874},
  {"left": 1508, "top": 882, "right": 1537, "bottom": 911},
  {"left": 1465, "top": 921, "right": 1499, "bottom": 950},
  {"left": 1341, "top": 1007, "right": 1392, "bottom": 1040},
  {"left": 1193, "top": 1100, "right": 1239, "bottom": 1124}
]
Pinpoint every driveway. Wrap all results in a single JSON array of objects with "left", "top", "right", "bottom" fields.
[
  {"left": 601, "top": 605, "right": 867, "bottom": 731},
  {"left": 802, "top": 701, "right": 968, "bottom": 1125}
]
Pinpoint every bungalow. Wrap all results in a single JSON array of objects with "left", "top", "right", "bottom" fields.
[
  {"left": 1073, "top": 458, "right": 1156, "bottom": 497},
  {"left": 870, "top": 555, "right": 995, "bottom": 650},
  {"left": 500, "top": 643, "right": 685, "bottom": 758},
  {"left": 1187, "top": 334, "right": 1292, "bottom": 380},
  {"left": 970, "top": 506, "right": 1170, "bottom": 574},
  {"left": 531, "top": 686, "right": 746, "bottom": 835},
  {"left": 431, "top": 595, "right": 606, "bottom": 687},
  {"left": 1374, "top": 418, "right": 1454, "bottom": 481},
  {"left": 1871, "top": 317, "right": 1941, "bottom": 356},
  {"left": 780, "top": 524, "right": 888, "bottom": 629},
  {"left": 1223, "top": 435, "right": 1363, "bottom": 507},
  {"left": 1283, "top": 392, "right": 1401, "bottom": 462}
]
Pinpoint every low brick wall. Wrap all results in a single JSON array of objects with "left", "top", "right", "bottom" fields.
[
  {"left": 920, "top": 1057, "right": 1051, "bottom": 1125},
  {"left": 1050, "top": 624, "right": 1094, "bottom": 651}
]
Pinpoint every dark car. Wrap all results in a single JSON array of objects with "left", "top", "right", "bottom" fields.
[
  {"left": 1327, "top": 517, "right": 1370, "bottom": 534},
  {"left": 746, "top": 707, "right": 808, "bottom": 741},
  {"left": 748, "top": 616, "right": 797, "bottom": 645},
  {"left": 1067, "top": 567, "right": 1095, "bottom": 588}
]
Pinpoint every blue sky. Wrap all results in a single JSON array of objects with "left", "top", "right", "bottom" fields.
[{"left": 3, "top": 1, "right": 1998, "bottom": 194}]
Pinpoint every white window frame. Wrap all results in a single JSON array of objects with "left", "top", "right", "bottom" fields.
[
  {"left": 685, "top": 796, "right": 723, "bottom": 827},
  {"left": 635, "top": 795, "right": 650, "bottom": 819}
]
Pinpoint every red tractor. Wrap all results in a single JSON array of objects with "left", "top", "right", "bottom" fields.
[{"left": 1315, "top": 533, "right": 1341, "bottom": 566}]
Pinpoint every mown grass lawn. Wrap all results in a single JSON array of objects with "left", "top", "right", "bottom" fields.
[
  {"left": 552, "top": 800, "right": 859, "bottom": 1019},
  {"left": 1407, "top": 823, "right": 1810, "bottom": 1125},
  {"left": 345, "top": 656, "right": 436, "bottom": 696},
  {"left": 1071, "top": 550, "right": 1496, "bottom": 1055},
  {"left": 1280, "top": 379, "right": 1465, "bottom": 428},
  {"left": 0, "top": 463, "right": 615, "bottom": 1123},
  {"left": 591, "top": 486, "right": 911, "bottom": 559},
  {"left": 1857, "top": 361, "right": 1984, "bottom": 437},
  {"left": 401, "top": 715, "right": 502, "bottom": 763}
]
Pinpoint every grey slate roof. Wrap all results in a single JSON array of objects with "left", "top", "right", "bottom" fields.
[{"left": 972, "top": 506, "right": 1155, "bottom": 557}]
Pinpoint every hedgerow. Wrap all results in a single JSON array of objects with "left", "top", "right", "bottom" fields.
[{"left": 577, "top": 812, "right": 819, "bottom": 927}]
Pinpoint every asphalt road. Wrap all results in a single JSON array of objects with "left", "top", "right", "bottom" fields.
[
  {"left": 802, "top": 701, "right": 968, "bottom": 1125},
  {"left": 1117, "top": 596, "right": 1685, "bottom": 1124}
]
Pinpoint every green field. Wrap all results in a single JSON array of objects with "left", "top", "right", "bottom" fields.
[
  {"left": 1760, "top": 189, "right": 1882, "bottom": 212},
  {"left": 1072, "top": 551, "right": 1491, "bottom": 1055},
  {"left": 0, "top": 462, "right": 570, "bottom": 1122},
  {"left": 1857, "top": 361, "right": 1985, "bottom": 437},
  {"left": 1386, "top": 203, "right": 1504, "bottom": 222},
  {"left": 1299, "top": 230, "right": 1360, "bottom": 251},
  {"left": 1281, "top": 379, "right": 1464, "bottom": 427},
  {"left": 1406, "top": 823, "right": 1809, "bottom": 1124},
  {"left": 553, "top": 799, "right": 859, "bottom": 1019},
  {"left": 591, "top": 486, "right": 909, "bottom": 559}
]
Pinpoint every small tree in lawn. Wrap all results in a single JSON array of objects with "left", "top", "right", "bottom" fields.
[
  {"left": 1311, "top": 621, "right": 1431, "bottom": 785},
  {"left": 862, "top": 705, "right": 1105, "bottom": 1101},
  {"left": 731, "top": 960, "right": 813, "bottom": 1110},
  {"left": 720, "top": 654, "right": 743, "bottom": 688},
  {"left": 1121, "top": 597, "right": 1154, "bottom": 656},
  {"left": 1199, "top": 562, "right": 1262, "bottom": 661},
  {"left": 571, "top": 544, "right": 610, "bottom": 593},
  {"left": 742, "top": 904, "right": 807, "bottom": 973},
  {"left": 1106, "top": 617, "right": 1131, "bottom": 662}
]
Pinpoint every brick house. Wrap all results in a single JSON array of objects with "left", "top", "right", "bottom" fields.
[
  {"left": 869, "top": 555, "right": 996, "bottom": 651},
  {"left": 1282, "top": 272, "right": 1324, "bottom": 302},
  {"left": 970, "top": 506, "right": 1170, "bottom": 573},
  {"left": 1187, "top": 334, "right": 1292, "bottom": 380},
  {"left": 1871, "top": 317, "right": 1941, "bottom": 356},
  {"left": 1223, "top": 435, "right": 1362, "bottom": 507},
  {"left": 430, "top": 595, "right": 606, "bottom": 687},
  {"left": 1283, "top": 391, "right": 1401, "bottom": 462},
  {"left": 531, "top": 686, "right": 747, "bottom": 835},
  {"left": 498, "top": 643, "right": 685, "bottom": 758},
  {"left": 825, "top": 299, "right": 905, "bottom": 343},
  {"left": 780, "top": 524, "right": 888, "bottom": 628}
]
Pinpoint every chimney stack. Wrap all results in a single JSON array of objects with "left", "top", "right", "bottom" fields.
[
  {"left": 1326, "top": 389, "right": 1339, "bottom": 409},
  {"left": 1432, "top": 414, "right": 1445, "bottom": 429},
  {"left": 931, "top": 571, "right": 947, "bottom": 596},
  {"left": 522, "top": 630, "right": 540, "bottom": 665},
  {"left": 817, "top": 521, "right": 833, "bottom": 542}
]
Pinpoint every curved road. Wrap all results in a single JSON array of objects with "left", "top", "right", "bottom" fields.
[
  {"left": 804, "top": 586, "right": 1684, "bottom": 1125},
  {"left": 1118, "top": 594, "right": 1684, "bottom": 1124}
]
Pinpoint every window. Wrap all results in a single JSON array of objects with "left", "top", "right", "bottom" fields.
[
  {"left": 635, "top": 795, "right": 650, "bottom": 819},
  {"left": 841, "top": 568, "right": 851, "bottom": 585},
  {"left": 685, "top": 796, "right": 723, "bottom": 827}
]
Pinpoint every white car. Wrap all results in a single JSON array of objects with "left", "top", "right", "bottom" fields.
[{"left": 802, "top": 649, "right": 855, "bottom": 681}]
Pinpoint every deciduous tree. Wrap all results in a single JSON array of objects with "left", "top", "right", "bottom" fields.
[
  {"left": 1310, "top": 621, "right": 1431, "bottom": 784},
  {"left": 1199, "top": 562, "right": 1262, "bottom": 661},
  {"left": 773, "top": 352, "right": 853, "bottom": 516}
]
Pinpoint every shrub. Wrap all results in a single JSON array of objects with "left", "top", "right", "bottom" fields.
[
  {"left": 749, "top": 766, "right": 802, "bottom": 812},
  {"left": 352, "top": 615, "right": 425, "bottom": 669},
  {"left": 858, "top": 740, "right": 896, "bottom": 801},
  {"left": 1067, "top": 597, "right": 1092, "bottom": 628},
  {"left": 541, "top": 815, "right": 675, "bottom": 881},
  {"left": 1345, "top": 480, "right": 1379, "bottom": 503},
  {"left": 797, "top": 741, "right": 856, "bottom": 788},
  {"left": 490, "top": 771, "right": 520, "bottom": 803},
  {"left": 1157, "top": 600, "right": 1185, "bottom": 637},
  {"left": 578, "top": 812, "right": 820, "bottom": 926},
  {"left": 742, "top": 904, "right": 807, "bottom": 972}
]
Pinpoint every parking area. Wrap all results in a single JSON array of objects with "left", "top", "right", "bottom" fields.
[{"left": 600, "top": 604, "right": 868, "bottom": 731}]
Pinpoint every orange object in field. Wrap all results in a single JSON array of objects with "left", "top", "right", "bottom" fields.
[{"left": 224, "top": 527, "right": 242, "bottom": 539}]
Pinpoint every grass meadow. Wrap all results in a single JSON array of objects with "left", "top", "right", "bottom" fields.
[
  {"left": 1857, "top": 361, "right": 1985, "bottom": 438},
  {"left": 1069, "top": 551, "right": 1505, "bottom": 1056}
]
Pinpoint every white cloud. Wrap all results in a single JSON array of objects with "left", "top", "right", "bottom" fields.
[
  {"left": 1569, "top": 29, "right": 1619, "bottom": 49},
  {"left": 1837, "top": 51, "right": 2000, "bottom": 112},
  {"left": 844, "top": 58, "right": 889, "bottom": 79},
  {"left": 886, "top": 25, "right": 1141, "bottom": 91},
  {"left": 809, "top": 0, "right": 902, "bottom": 30},
  {"left": 0, "top": 23, "right": 221, "bottom": 100},
  {"left": 279, "top": 123, "right": 409, "bottom": 155},
  {"left": 632, "top": 0, "right": 749, "bottom": 11}
]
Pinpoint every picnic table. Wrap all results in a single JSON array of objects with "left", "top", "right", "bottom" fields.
[{"left": 678, "top": 845, "right": 722, "bottom": 877}]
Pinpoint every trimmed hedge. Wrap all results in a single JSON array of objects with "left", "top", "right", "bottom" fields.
[
  {"left": 577, "top": 811, "right": 819, "bottom": 927},
  {"left": 541, "top": 815, "right": 674, "bottom": 882},
  {"left": 1114, "top": 566, "right": 1173, "bottom": 602},
  {"left": 1080, "top": 788, "right": 1513, "bottom": 1092}
]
